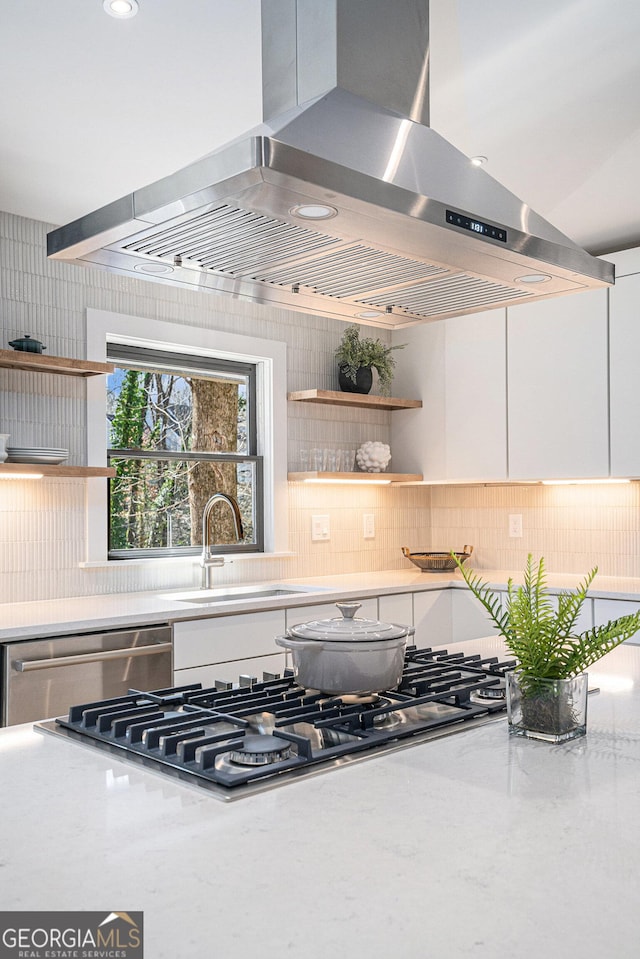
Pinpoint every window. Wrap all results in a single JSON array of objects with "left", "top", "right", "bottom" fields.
[{"left": 106, "top": 342, "right": 263, "bottom": 559}]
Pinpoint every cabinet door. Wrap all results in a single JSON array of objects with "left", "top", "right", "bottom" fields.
[
  {"left": 451, "top": 589, "right": 501, "bottom": 642},
  {"left": 412, "top": 590, "right": 452, "bottom": 647},
  {"left": 390, "top": 311, "right": 507, "bottom": 481},
  {"left": 390, "top": 321, "right": 446, "bottom": 479},
  {"left": 378, "top": 593, "right": 413, "bottom": 629},
  {"left": 444, "top": 310, "right": 507, "bottom": 480},
  {"left": 609, "top": 273, "right": 640, "bottom": 476},
  {"left": 507, "top": 290, "right": 608, "bottom": 479},
  {"left": 593, "top": 599, "right": 640, "bottom": 644},
  {"left": 173, "top": 610, "right": 286, "bottom": 670},
  {"left": 175, "top": 652, "right": 287, "bottom": 688}
]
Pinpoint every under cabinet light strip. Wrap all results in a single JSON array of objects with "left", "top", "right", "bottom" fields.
[
  {"left": 541, "top": 478, "right": 631, "bottom": 486},
  {"left": 0, "top": 473, "right": 43, "bottom": 480},
  {"left": 302, "top": 478, "right": 392, "bottom": 485}
]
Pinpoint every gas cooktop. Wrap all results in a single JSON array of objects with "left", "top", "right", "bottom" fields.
[{"left": 37, "top": 645, "right": 515, "bottom": 801}]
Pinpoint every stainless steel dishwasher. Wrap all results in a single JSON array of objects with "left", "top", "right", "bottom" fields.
[{"left": 1, "top": 625, "right": 172, "bottom": 726}]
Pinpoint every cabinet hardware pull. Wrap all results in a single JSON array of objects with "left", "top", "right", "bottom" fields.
[{"left": 13, "top": 642, "right": 172, "bottom": 672}]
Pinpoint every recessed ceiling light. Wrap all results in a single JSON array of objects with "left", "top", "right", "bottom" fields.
[
  {"left": 133, "top": 262, "right": 174, "bottom": 275},
  {"left": 470, "top": 155, "right": 488, "bottom": 167},
  {"left": 355, "top": 311, "right": 383, "bottom": 319},
  {"left": 516, "top": 273, "right": 552, "bottom": 284},
  {"left": 290, "top": 204, "right": 338, "bottom": 220},
  {"left": 103, "top": 0, "right": 139, "bottom": 18}
]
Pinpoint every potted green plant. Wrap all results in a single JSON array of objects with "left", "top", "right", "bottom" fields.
[
  {"left": 335, "top": 325, "right": 405, "bottom": 396},
  {"left": 453, "top": 553, "right": 640, "bottom": 742}
]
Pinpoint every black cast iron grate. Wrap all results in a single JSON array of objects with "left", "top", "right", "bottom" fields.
[{"left": 45, "top": 646, "right": 515, "bottom": 797}]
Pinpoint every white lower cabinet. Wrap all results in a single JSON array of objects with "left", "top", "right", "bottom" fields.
[
  {"left": 414, "top": 588, "right": 502, "bottom": 647},
  {"left": 413, "top": 590, "right": 452, "bottom": 647},
  {"left": 377, "top": 593, "right": 413, "bottom": 629},
  {"left": 175, "top": 654, "right": 286, "bottom": 688},
  {"left": 593, "top": 599, "right": 640, "bottom": 644},
  {"left": 451, "top": 589, "right": 501, "bottom": 642},
  {"left": 173, "top": 609, "right": 287, "bottom": 686}
]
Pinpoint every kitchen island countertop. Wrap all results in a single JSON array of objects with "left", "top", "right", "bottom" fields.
[
  {"left": 1, "top": 636, "right": 639, "bottom": 959},
  {"left": 4, "top": 567, "right": 640, "bottom": 641}
]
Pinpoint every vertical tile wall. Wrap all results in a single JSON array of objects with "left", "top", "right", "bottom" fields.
[
  {"left": 2, "top": 211, "right": 640, "bottom": 605},
  {"left": 0, "top": 211, "right": 431, "bottom": 602},
  {"left": 430, "top": 483, "right": 640, "bottom": 577}
]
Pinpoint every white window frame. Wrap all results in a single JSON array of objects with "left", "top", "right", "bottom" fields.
[{"left": 84, "top": 308, "right": 288, "bottom": 565}]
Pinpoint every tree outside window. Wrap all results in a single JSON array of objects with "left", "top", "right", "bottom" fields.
[{"left": 106, "top": 344, "right": 262, "bottom": 558}]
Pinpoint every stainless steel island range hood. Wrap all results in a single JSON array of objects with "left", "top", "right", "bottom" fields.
[{"left": 47, "top": 0, "right": 613, "bottom": 329}]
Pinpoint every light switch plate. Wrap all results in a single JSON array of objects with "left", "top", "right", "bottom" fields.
[
  {"left": 311, "top": 514, "right": 330, "bottom": 541},
  {"left": 363, "top": 513, "right": 375, "bottom": 539}
]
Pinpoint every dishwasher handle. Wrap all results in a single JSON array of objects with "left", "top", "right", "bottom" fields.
[{"left": 13, "top": 642, "right": 172, "bottom": 672}]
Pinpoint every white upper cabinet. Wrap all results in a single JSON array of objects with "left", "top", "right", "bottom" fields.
[
  {"left": 507, "top": 290, "right": 609, "bottom": 479},
  {"left": 445, "top": 311, "right": 508, "bottom": 480},
  {"left": 609, "top": 271, "right": 640, "bottom": 476},
  {"left": 391, "top": 321, "right": 447, "bottom": 480},
  {"left": 391, "top": 310, "right": 507, "bottom": 481}
]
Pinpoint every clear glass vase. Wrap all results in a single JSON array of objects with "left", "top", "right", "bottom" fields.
[{"left": 506, "top": 671, "right": 588, "bottom": 743}]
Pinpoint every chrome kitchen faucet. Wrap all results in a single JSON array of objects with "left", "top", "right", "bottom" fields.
[{"left": 200, "top": 493, "right": 244, "bottom": 589}]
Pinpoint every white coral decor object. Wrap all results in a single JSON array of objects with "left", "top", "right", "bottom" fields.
[{"left": 356, "top": 441, "right": 391, "bottom": 473}]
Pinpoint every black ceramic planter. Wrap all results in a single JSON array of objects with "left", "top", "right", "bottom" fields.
[{"left": 338, "top": 365, "right": 373, "bottom": 394}]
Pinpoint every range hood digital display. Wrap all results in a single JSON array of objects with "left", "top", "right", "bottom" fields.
[{"left": 446, "top": 210, "right": 507, "bottom": 243}]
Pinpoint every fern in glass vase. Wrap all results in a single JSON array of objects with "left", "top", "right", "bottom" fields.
[{"left": 453, "top": 553, "right": 640, "bottom": 686}]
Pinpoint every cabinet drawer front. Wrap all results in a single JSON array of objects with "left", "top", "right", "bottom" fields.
[
  {"left": 173, "top": 610, "right": 286, "bottom": 670},
  {"left": 175, "top": 652, "right": 287, "bottom": 687}
]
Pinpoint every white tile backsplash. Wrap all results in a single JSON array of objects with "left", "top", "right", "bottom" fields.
[
  {"left": 0, "top": 211, "right": 429, "bottom": 603},
  {"left": 3, "top": 210, "right": 640, "bottom": 604}
]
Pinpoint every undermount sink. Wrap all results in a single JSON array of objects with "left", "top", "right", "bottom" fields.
[{"left": 164, "top": 585, "right": 327, "bottom": 605}]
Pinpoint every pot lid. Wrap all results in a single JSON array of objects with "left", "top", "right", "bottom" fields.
[{"left": 288, "top": 602, "right": 412, "bottom": 643}]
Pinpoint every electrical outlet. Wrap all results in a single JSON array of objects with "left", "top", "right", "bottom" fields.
[
  {"left": 363, "top": 513, "right": 375, "bottom": 539},
  {"left": 508, "top": 513, "right": 523, "bottom": 538},
  {"left": 311, "top": 514, "right": 330, "bottom": 541}
]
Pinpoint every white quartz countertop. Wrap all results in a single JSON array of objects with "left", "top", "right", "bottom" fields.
[
  {"left": 1, "top": 637, "right": 639, "bottom": 959},
  {"left": 3, "top": 567, "right": 640, "bottom": 641}
]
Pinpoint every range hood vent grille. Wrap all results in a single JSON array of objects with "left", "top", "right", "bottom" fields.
[
  {"left": 123, "top": 205, "right": 341, "bottom": 272},
  {"left": 251, "top": 244, "right": 447, "bottom": 298},
  {"left": 123, "top": 201, "right": 466, "bottom": 307},
  {"left": 359, "top": 274, "right": 534, "bottom": 319}
]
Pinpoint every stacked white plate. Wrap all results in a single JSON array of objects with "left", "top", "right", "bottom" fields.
[{"left": 6, "top": 447, "right": 69, "bottom": 464}]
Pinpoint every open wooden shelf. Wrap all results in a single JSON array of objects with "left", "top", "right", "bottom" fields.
[
  {"left": 0, "top": 350, "right": 114, "bottom": 377},
  {"left": 0, "top": 463, "right": 115, "bottom": 478},
  {"left": 287, "top": 389, "right": 422, "bottom": 411},
  {"left": 288, "top": 471, "right": 423, "bottom": 483}
]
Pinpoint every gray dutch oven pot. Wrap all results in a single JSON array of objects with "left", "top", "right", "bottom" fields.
[{"left": 275, "top": 602, "right": 415, "bottom": 695}]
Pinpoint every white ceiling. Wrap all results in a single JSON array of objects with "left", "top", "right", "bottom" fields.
[{"left": 2, "top": 0, "right": 640, "bottom": 255}]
